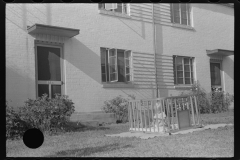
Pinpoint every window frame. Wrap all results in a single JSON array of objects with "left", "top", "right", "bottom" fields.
[
  {"left": 171, "top": 3, "right": 191, "bottom": 26},
  {"left": 101, "top": 47, "right": 132, "bottom": 83},
  {"left": 210, "top": 62, "right": 222, "bottom": 87},
  {"left": 99, "top": 3, "right": 130, "bottom": 15},
  {"left": 173, "top": 55, "right": 194, "bottom": 85}
]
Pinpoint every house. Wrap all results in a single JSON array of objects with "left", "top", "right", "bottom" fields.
[{"left": 6, "top": 3, "right": 234, "bottom": 123}]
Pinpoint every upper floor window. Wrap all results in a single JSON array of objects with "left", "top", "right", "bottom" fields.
[
  {"left": 98, "top": 3, "right": 129, "bottom": 15},
  {"left": 171, "top": 4, "right": 191, "bottom": 26},
  {"left": 101, "top": 47, "right": 132, "bottom": 83},
  {"left": 173, "top": 56, "right": 194, "bottom": 85}
]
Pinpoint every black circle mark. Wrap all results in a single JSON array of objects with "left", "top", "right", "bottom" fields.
[{"left": 23, "top": 128, "right": 44, "bottom": 149}]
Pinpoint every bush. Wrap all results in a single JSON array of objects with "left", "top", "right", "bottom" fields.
[
  {"left": 6, "top": 101, "right": 29, "bottom": 140},
  {"left": 6, "top": 94, "right": 75, "bottom": 140},
  {"left": 180, "top": 81, "right": 234, "bottom": 114},
  {"left": 19, "top": 94, "right": 75, "bottom": 134},
  {"left": 180, "top": 81, "right": 211, "bottom": 114},
  {"left": 102, "top": 95, "right": 135, "bottom": 123}
]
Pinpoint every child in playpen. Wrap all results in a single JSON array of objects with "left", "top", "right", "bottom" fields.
[{"left": 152, "top": 101, "right": 168, "bottom": 131}]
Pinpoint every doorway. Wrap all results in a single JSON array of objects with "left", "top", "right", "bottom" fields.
[
  {"left": 36, "top": 44, "right": 64, "bottom": 98},
  {"left": 210, "top": 62, "right": 222, "bottom": 92}
]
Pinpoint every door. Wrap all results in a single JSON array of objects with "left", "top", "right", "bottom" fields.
[
  {"left": 210, "top": 62, "right": 222, "bottom": 92},
  {"left": 36, "top": 45, "right": 63, "bottom": 98}
]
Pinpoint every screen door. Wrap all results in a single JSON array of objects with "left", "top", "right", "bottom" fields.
[{"left": 36, "top": 45, "right": 63, "bottom": 98}]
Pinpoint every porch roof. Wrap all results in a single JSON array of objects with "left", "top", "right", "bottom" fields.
[
  {"left": 206, "top": 49, "right": 234, "bottom": 57},
  {"left": 27, "top": 23, "right": 80, "bottom": 38}
]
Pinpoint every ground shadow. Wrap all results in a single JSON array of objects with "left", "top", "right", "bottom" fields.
[{"left": 45, "top": 143, "right": 133, "bottom": 157}]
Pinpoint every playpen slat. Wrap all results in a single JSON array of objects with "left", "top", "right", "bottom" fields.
[
  {"left": 156, "top": 100, "right": 160, "bottom": 133},
  {"left": 161, "top": 99, "right": 165, "bottom": 132},
  {"left": 170, "top": 99, "right": 175, "bottom": 130},
  {"left": 151, "top": 101, "right": 155, "bottom": 133},
  {"left": 139, "top": 103, "right": 143, "bottom": 132},
  {"left": 128, "top": 102, "right": 131, "bottom": 130},
  {"left": 194, "top": 96, "right": 200, "bottom": 125},
  {"left": 190, "top": 96, "right": 195, "bottom": 126},
  {"left": 144, "top": 106, "right": 147, "bottom": 132},
  {"left": 159, "top": 99, "right": 163, "bottom": 132},
  {"left": 174, "top": 98, "right": 179, "bottom": 130},
  {"left": 136, "top": 103, "right": 139, "bottom": 130},
  {"left": 147, "top": 101, "right": 151, "bottom": 133},
  {"left": 166, "top": 99, "right": 171, "bottom": 131}
]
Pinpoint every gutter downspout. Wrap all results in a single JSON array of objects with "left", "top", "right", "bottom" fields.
[{"left": 152, "top": 3, "right": 158, "bottom": 98}]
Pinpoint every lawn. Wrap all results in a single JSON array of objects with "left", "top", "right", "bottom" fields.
[{"left": 6, "top": 110, "right": 234, "bottom": 157}]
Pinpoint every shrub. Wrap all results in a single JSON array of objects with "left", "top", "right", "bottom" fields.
[
  {"left": 6, "top": 94, "right": 75, "bottom": 140},
  {"left": 6, "top": 101, "right": 29, "bottom": 140},
  {"left": 180, "top": 81, "right": 234, "bottom": 114},
  {"left": 102, "top": 95, "right": 135, "bottom": 123},
  {"left": 180, "top": 81, "right": 211, "bottom": 114},
  {"left": 19, "top": 94, "right": 75, "bottom": 134}
]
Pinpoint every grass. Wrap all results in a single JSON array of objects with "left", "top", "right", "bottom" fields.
[{"left": 6, "top": 110, "right": 234, "bottom": 157}]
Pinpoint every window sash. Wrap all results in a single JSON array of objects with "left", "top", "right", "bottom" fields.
[
  {"left": 124, "top": 50, "right": 132, "bottom": 82},
  {"left": 100, "top": 3, "right": 128, "bottom": 15},
  {"left": 173, "top": 56, "right": 194, "bottom": 85},
  {"left": 172, "top": 3, "right": 190, "bottom": 26},
  {"left": 108, "top": 48, "right": 118, "bottom": 82}
]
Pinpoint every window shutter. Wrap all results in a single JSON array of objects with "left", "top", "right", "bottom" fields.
[
  {"left": 124, "top": 50, "right": 131, "bottom": 82},
  {"left": 108, "top": 48, "right": 118, "bottom": 82},
  {"left": 105, "top": 3, "right": 117, "bottom": 10}
]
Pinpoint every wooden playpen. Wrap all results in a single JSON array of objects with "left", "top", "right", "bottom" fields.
[{"left": 128, "top": 95, "right": 202, "bottom": 134}]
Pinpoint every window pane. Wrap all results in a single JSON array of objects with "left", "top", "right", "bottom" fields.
[
  {"left": 109, "top": 66, "right": 116, "bottom": 73},
  {"left": 174, "top": 17, "right": 180, "bottom": 23},
  {"left": 177, "top": 71, "right": 183, "bottom": 77},
  {"left": 101, "top": 48, "right": 106, "bottom": 64},
  {"left": 101, "top": 65, "right": 106, "bottom": 74},
  {"left": 191, "top": 71, "right": 193, "bottom": 78},
  {"left": 185, "top": 78, "right": 191, "bottom": 84},
  {"left": 51, "top": 85, "right": 61, "bottom": 98},
  {"left": 176, "top": 57, "right": 183, "bottom": 70},
  {"left": 37, "top": 46, "right": 61, "bottom": 81},
  {"left": 181, "top": 4, "right": 187, "bottom": 12},
  {"left": 117, "top": 50, "right": 125, "bottom": 82},
  {"left": 184, "top": 58, "right": 189, "bottom": 64},
  {"left": 38, "top": 84, "right": 49, "bottom": 97},
  {"left": 102, "top": 73, "right": 106, "bottom": 82},
  {"left": 181, "top": 11, "right": 187, "bottom": 19},
  {"left": 109, "top": 49, "right": 116, "bottom": 57},
  {"left": 181, "top": 19, "right": 187, "bottom": 25},
  {"left": 109, "top": 57, "right": 116, "bottom": 65},
  {"left": 125, "top": 59, "right": 130, "bottom": 66},
  {"left": 174, "top": 10, "right": 180, "bottom": 17},
  {"left": 177, "top": 64, "right": 183, "bottom": 70},
  {"left": 126, "top": 67, "right": 130, "bottom": 74},
  {"left": 173, "top": 4, "right": 180, "bottom": 11},
  {"left": 110, "top": 73, "right": 117, "bottom": 81},
  {"left": 126, "top": 75, "right": 130, "bottom": 82},
  {"left": 184, "top": 65, "right": 190, "bottom": 71},
  {"left": 114, "top": 3, "right": 122, "bottom": 13},
  {"left": 191, "top": 78, "right": 194, "bottom": 84},
  {"left": 123, "top": 3, "right": 127, "bottom": 14},
  {"left": 185, "top": 72, "right": 190, "bottom": 78},
  {"left": 177, "top": 78, "right": 183, "bottom": 84}
]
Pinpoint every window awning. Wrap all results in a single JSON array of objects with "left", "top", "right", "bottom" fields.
[
  {"left": 206, "top": 49, "right": 234, "bottom": 57},
  {"left": 27, "top": 23, "right": 80, "bottom": 38}
]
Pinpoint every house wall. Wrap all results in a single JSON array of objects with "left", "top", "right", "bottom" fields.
[
  {"left": 155, "top": 3, "right": 234, "bottom": 97},
  {"left": 6, "top": 3, "right": 234, "bottom": 114}
]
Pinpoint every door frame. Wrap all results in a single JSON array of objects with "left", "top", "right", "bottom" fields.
[
  {"left": 34, "top": 41, "right": 65, "bottom": 98},
  {"left": 210, "top": 61, "right": 223, "bottom": 91}
]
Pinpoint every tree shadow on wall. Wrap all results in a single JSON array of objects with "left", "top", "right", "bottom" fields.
[{"left": 45, "top": 143, "right": 133, "bottom": 157}]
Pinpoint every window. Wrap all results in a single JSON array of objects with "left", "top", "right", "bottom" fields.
[
  {"left": 101, "top": 47, "right": 132, "bottom": 83},
  {"left": 171, "top": 4, "right": 191, "bottom": 26},
  {"left": 173, "top": 56, "right": 194, "bottom": 85},
  {"left": 98, "top": 3, "right": 129, "bottom": 15}
]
